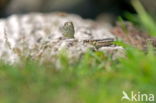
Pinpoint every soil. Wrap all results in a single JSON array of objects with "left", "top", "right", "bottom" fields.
[{"left": 112, "top": 22, "right": 156, "bottom": 50}]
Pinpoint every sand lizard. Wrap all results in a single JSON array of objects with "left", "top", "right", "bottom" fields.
[{"left": 83, "top": 38, "right": 115, "bottom": 48}]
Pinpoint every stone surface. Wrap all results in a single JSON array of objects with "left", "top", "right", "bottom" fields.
[{"left": 0, "top": 12, "right": 123, "bottom": 64}]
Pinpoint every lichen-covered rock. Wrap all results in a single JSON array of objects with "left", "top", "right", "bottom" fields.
[{"left": 0, "top": 12, "right": 123, "bottom": 64}]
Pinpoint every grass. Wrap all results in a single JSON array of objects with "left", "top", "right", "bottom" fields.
[
  {"left": 126, "top": 0, "right": 156, "bottom": 36},
  {"left": 0, "top": 0, "right": 156, "bottom": 103},
  {"left": 0, "top": 47, "right": 156, "bottom": 103}
]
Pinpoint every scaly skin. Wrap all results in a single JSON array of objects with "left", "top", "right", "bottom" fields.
[
  {"left": 60, "top": 22, "right": 115, "bottom": 48},
  {"left": 83, "top": 38, "right": 115, "bottom": 48}
]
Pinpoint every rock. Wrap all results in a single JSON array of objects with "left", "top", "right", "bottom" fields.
[
  {"left": 0, "top": 12, "right": 123, "bottom": 64},
  {"left": 98, "top": 46, "right": 125, "bottom": 60}
]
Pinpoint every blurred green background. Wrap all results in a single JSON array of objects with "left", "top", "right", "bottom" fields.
[{"left": 0, "top": 0, "right": 155, "bottom": 19}]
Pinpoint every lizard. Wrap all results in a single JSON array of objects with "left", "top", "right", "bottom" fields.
[{"left": 60, "top": 21, "right": 115, "bottom": 48}]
